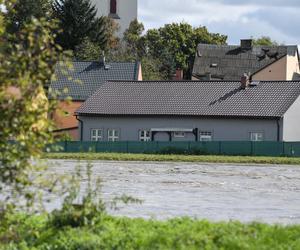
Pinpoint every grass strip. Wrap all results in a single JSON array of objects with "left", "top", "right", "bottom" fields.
[{"left": 45, "top": 152, "right": 300, "bottom": 165}]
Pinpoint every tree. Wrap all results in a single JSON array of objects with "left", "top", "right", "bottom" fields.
[
  {"left": 123, "top": 19, "right": 145, "bottom": 58},
  {"left": 5, "top": 0, "right": 52, "bottom": 32},
  {"left": 141, "top": 57, "right": 168, "bottom": 80},
  {"left": 253, "top": 36, "right": 278, "bottom": 46},
  {"left": 145, "top": 22, "right": 227, "bottom": 79},
  {"left": 52, "top": 0, "right": 107, "bottom": 51},
  {"left": 73, "top": 17, "right": 120, "bottom": 60},
  {"left": 74, "top": 37, "right": 103, "bottom": 60},
  {"left": 0, "top": 0, "right": 65, "bottom": 210}
]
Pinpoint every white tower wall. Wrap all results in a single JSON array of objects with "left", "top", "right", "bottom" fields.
[{"left": 91, "top": 0, "right": 138, "bottom": 37}]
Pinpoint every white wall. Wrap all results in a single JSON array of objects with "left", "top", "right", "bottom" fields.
[
  {"left": 283, "top": 95, "right": 300, "bottom": 141},
  {"left": 90, "top": 0, "right": 138, "bottom": 37}
]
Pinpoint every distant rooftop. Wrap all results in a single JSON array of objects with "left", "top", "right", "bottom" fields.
[
  {"left": 49, "top": 61, "right": 140, "bottom": 101},
  {"left": 192, "top": 40, "right": 299, "bottom": 81}
]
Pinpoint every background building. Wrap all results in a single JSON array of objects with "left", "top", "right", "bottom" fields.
[
  {"left": 50, "top": 61, "right": 142, "bottom": 139},
  {"left": 192, "top": 39, "right": 300, "bottom": 81},
  {"left": 91, "top": 0, "right": 138, "bottom": 37}
]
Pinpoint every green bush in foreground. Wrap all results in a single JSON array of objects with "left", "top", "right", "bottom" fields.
[
  {"left": 46, "top": 152, "right": 300, "bottom": 165},
  {"left": 1, "top": 214, "right": 300, "bottom": 250}
]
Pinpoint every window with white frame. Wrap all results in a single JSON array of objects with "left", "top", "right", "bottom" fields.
[
  {"left": 90, "top": 129, "right": 103, "bottom": 141},
  {"left": 174, "top": 132, "right": 185, "bottom": 138},
  {"left": 250, "top": 132, "right": 264, "bottom": 141},
  {"left": 139, "top": 130, "right": 151, "bottom": 142},
  {"left": 199, "top": 131, "right": 213, "bottom": 141},
  {"left": 108, "top": 129, "right": 119, "bottom": 142}
]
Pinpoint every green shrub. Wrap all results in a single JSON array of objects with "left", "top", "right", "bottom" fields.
[{"left": 1, "top": 215, "right": 300, "bottom": 250}]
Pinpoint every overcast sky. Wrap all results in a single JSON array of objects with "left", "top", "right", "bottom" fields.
[{"left": 138, "top": 0, "right": 300, "bottom": 45}]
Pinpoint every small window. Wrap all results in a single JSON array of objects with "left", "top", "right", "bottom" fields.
[
  {"left": 110, "top": 0, "right": 117, "bottom": 14},
  {"left": 174, "top": 132, "right": 185, "bottom": 138},
  {"left": 108, "top": 129, "right": 119, "bottom": 142},
  {"left": 139, "top": 130, "right": 151, "bottom": 142},
  {"left": 91, "top": 129, "right": 102, "bottom": 141},
  {"left": 250, "top": 132, "right": 264, "bottom": 142},
  {"left": 199, "top": 131, "right": 212, "bottom": 141}
]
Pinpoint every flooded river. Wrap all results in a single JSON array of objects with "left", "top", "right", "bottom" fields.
[{"left": 46, "top": 160, "right": 300, "bottom": 224}]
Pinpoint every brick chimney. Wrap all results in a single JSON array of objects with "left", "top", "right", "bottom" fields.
[
  {"left": 241, "top": 73, "right": 250, "bottom": 89},
  {"left": 174, "top": 69, "right": 183, "bottom": 81}
]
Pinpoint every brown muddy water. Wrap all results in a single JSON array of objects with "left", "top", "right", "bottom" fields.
[{"left": 46, "top": 160, "right": 300, "bottom": 224}]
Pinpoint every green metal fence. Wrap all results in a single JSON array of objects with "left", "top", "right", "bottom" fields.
[{"left": 47, "top": 141, "right": 300, "bottom": 157}]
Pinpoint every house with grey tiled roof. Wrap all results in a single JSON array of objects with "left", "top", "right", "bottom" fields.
[
  {"left": 49, "top": 60, "right": 142, "bottom": 139},
  {"left": 192, "top": 39, "right": 300, "bottom": 81},
  {"left": 75, "top": 79, "right": 300, "bottom": 142}
]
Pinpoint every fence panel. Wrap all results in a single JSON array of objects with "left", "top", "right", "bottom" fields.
[
  {"left": 220, "top": 141, "right": 252, "bottom": 156},
  {"left": 47, "top": 141, "right": 300, "bottom": 157},
  {"left": 283, "top": 142, "right": 300, "bottom": 157},
  {"left": 253, "top": 142, "right": 284, "bottom": 157}
]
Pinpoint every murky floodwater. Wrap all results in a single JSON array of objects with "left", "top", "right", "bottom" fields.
[{"left": 46, "top": 160, "right": 300, "bottom": 224}]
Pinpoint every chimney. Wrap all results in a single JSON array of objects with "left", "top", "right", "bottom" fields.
[
  {"left": 240, "top": 39, "right": 253, "bottom": 50},
  {"left": 100, "top": 51, "right": 106, "bottom": 65},
  {"left": 174, "top": 69, "right": 183, "bottom": 81},
  {"left": 206, "top": 72, "right": 212, "bottom": 81},
  {"left": 241, "top": 73, "right": 250, "bottom": 89}
]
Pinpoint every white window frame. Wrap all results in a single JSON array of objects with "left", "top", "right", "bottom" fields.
[
  {"left": 199, "top": 131, "right": 213, "bottom": 141},
  {"left": 90, "top": 129, "right": 103, "bottom": 141},
  {"left": 173, "top": 132, "right": 185, "bottom": 138},
  {"left": 139, "top": 130, "right": 151, "bottom": 142},
  {"left": 108, "top": 129, "right": 120, "bottom": 142},
  {"left": 250, "top": 132, "right": 264, "bottom": 142}
]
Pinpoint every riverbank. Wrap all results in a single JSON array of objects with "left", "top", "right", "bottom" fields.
[
  {"left": 45, "top": 153, "right": 300, "bottom": 165},
  {"left": 1, "top": 214, "right": 299, "bottom": 249}
]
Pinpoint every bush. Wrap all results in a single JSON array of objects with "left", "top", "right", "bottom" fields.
[{"left": 1, "top": 215, "right": 300, "bottom": 250}]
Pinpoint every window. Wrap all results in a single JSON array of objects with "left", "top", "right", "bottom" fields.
[
  {"left": 91, "top": 129, "right": 102, "bottom": 141},
  {"left": 108, "top": 129, "right": 119, "bottom": 142},
  {"left": 110, "top": 0, "right": 117, "bottom": 14},
  {"left": 250, "top": 132, "right": 264, "bottom": 142},
  {"left": 199, "top": 131, "right": 212, "bottom": 141},
  {"left": 139, "top": 130, "right": 151, "bottom": 142},
  {"left": 174, "top": 132, "right": 185, "bottom": 138}
]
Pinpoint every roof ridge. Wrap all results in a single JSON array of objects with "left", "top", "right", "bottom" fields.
[
  {"left": 104, "top": 80, "right": 300, "bottom": 84},
  {"left": 58, "top": 60, "right": 137, "bottom": 64}
]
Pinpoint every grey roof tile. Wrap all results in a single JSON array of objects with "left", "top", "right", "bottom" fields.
[
  {"left": 192, "top": 44, "right": 298, "bottom": 81},
  {"left": 49, "top": 61, "right": 139, "bottom": 101},
  {"left": 76, "top": 80, "right": 300, "bottom": 118}
]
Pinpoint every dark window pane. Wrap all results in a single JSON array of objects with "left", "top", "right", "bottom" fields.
[{"left": 110, "top": 0, "right": 117, "bottom": 14}]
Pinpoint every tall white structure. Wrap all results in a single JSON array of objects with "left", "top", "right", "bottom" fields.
[{"left": 91, "top": 0, "right": 138, "bottom": 37}]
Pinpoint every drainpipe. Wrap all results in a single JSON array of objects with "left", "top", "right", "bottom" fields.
[
  {"left": 276, "top": 118, "right": 281, "bottom": 142},
  {"left": 76, "top": 115, "right": 83, "bottom": 141}
]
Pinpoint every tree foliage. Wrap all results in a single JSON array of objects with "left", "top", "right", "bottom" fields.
[
  {"left": 52, "top": 0, "right": 108, "bottom": 51},
  {"left": 0, "top": 0, "right": 65, "bottom": 210},
  {"left": 146, "top": 22, "right": 227, "bottom": 79},
  {"left": 123, "top": 19, "right": 145, "bottom": 58},
  {"left": 253, "top": 36, "right": 278, "bottom": 46},
  {"left": 5, "top": 0, "right": 52, "bottom": 32}
]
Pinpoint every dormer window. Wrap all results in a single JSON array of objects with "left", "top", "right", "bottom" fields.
[{"left": 110, "top": 0, "right": 117, "bottom": 14}]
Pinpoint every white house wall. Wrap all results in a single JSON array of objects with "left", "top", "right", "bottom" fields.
[
  {"left": 286, "top": 53, "right": 300, "bottom": 80},
  {"left": 283, "top": 95, "right": 300, "bottom": 141}
]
